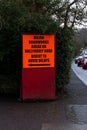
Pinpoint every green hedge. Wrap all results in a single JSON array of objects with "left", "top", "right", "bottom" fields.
[
  {"left": 0, "top": 0, "right": 74, "bottom": 94},
  {"left": 56, "top": 28, "right": 74, "bottom": 92}
]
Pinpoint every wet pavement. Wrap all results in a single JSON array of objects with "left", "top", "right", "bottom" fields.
[
  {"left": 42, "top": 123, "right": 87, "bottom": 130},
  {"left": 0, "top": 69, "right": 87, "bottom": 130},
  {"left": 66, "top": 105, "right": 87, "bottom": 124}
]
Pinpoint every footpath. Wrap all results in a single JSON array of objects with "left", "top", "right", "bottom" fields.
[
  {"left": 65, "top": 69, "right": 87, "bottom": 105},
  {"left": 42, "top": 69, "right": 87, "bottom": 130},
  {"left": 0, "top": 69, "right": 87, "bottom": 130}
]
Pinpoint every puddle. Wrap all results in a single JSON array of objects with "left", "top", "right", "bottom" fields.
[
  {"left": 42, "top": 123, "right": 87, "bottom": 130},
  {"left": 66, "top": 105, "right": 87, "bottom": 124}
]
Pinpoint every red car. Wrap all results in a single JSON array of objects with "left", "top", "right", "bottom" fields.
[{"left": 82, "top": 58, "right": 87, "bottom": 69}]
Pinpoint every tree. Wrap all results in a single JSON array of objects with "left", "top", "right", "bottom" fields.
[
  {"left": 74, "top": 28, "right": 87, "bottom": 55},
  {"left": 0, "top": 0, "right": 60, "bottom": 94},
  {"left": 0, "top": 0, "right": 23, "bottom": 61},
  {"left": 45, "top": 0, "right": 87, "bottom": 29}
]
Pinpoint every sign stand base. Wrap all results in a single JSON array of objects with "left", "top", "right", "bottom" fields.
[{"left": 21, "top": 68, "right": 56, "bottom": 100}]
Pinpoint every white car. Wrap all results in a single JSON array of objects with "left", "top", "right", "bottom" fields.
[
  {"left": 83, "top": 52, "right": 87, "bottom": 58},
  {"left": 74, "top": 55, "right": 83, "bottom": 64}
]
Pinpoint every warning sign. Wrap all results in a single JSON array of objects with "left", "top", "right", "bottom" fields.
[{"left": 22, "top": 34, "right": 55, "bottom": 68}]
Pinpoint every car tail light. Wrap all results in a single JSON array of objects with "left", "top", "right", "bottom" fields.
[
  {"left": 77, "top": 60, "right": 80, "bottom": 63},
  {"left": 83, "top": 61, "right": 87, "bottom": 65}
]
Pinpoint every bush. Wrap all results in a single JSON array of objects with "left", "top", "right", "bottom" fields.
[
  {"left": 0, "top": 0, "right": 58, "bottom": 94},
  {"left": 56, "top": 28, "right": 74, "bottom": 92},
  {"left": 0, "top": 0, "right": 74, "bottom": 95},
  {"left": 0, "top": 0, "right": 22, "bottom": 94}
]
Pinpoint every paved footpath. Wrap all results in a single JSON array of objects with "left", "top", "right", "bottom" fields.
[
  {"left": 0, "top": 69, "right": 87, "bottom": 130},
  {"left": 42, "top": 70, "right": 87, "bottom": 130}
]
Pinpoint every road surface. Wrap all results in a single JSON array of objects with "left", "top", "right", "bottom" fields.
[{"left": 71, "top": 61, "right": 87, "bottom": 86}]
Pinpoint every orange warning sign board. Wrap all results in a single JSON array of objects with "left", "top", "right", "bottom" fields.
[{"left": 22, "top": 34, "right": 55, "bottom": 68}]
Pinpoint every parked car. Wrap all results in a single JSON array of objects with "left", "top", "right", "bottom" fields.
[
  {"left": 74, "top": 49, "right": 87, "bottom": 66},
  {"left": 74, "top": 55, "right": 83, "bottom": 66},
  {"left": 83, "top": 52, "right": 87, "bottom": 58},
  {"left": 75, "top": 56, "right": 80, "bottom": 64},
  {"left": 82, "top": 58, "right": 87, "bottom": 69},
  {"left": 77, "top": 55, "right": 83, "bottom": 67}
]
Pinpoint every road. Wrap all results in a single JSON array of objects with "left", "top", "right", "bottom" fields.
[{"left": 71, "top": 61, "right": 87, "bottom": 86}]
